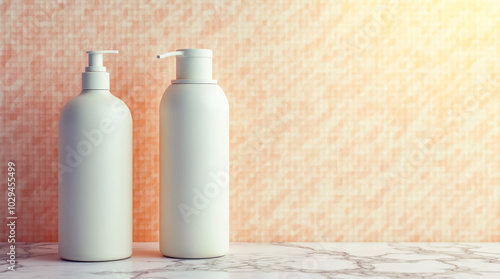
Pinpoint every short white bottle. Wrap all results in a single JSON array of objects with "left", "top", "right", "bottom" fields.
[
  {"left": 58, "top": 50, "right": 133, "bottom": 261},
  {"left": 158, "top": 49, "right": 229, "bottom": 258}
]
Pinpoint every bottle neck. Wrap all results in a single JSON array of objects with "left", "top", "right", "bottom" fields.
[
  {"left": 171, "top": 79, "right": 217, "bottom": 84},
  {"left": 80, "top": 89, "right": 111, "bottom": 93},
  {"left": 82, "top": 72, "right": 110, "bottom": 90}
]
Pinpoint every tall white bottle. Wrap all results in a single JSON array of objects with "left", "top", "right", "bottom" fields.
[
  {"left": 158, "top": 49, "right": 229, "bottom": 258},
  {"left": 58, "top": 50, "right": 133, "bottom": 261}
]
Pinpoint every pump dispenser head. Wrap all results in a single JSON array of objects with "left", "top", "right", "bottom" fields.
[
  {"left": 157, "top": 49, "right": 216, "bottom": 84},
  {"left": 82, "top": 50, "right": 119, "bottom": 90}
]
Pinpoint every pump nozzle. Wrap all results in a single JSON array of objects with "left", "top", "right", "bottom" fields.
[
  {"left": 82, "top": 50, "right": 119, "bottom": 90},
  {"left": 86, "top": 50, "right": 119, "bottom": 72},
  {"left": 156, "top": 49, "right": 215, "bottom": 83}
]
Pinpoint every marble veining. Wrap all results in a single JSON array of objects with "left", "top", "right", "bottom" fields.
[{"left": 1, "top": 242, "right": 499, "bottom": 278}]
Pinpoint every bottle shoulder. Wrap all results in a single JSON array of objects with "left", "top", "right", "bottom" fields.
[
  {"left": 60, "top": 90, "right": 131, "bottom": 121},
  {"left": 161, "top": 84, "right": 228, "bottom": 106}
]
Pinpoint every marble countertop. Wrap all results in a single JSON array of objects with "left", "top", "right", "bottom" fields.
[{"left": 1, "top": 242, "right": 499, "bottom": 278}]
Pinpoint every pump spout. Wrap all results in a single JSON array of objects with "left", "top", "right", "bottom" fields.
[
  {"left": 157, "top": 51, "right": 184, "bottom": 59},
  {"left": 86, "top": 50, "right": 119, "bottom": 72}
]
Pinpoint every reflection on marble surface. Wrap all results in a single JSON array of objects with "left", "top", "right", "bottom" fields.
[{"left": 0, "top": 242, "right": 499, "bottom": 278}]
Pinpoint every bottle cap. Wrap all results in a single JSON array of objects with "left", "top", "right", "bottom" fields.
[
  {"left": 157, "top": 49, "right": 216, "bottom": 84},
  {"left": 82, "top": 50, "right": 119, "bottom": 90}
]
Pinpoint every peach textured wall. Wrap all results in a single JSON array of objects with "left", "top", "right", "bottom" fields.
[{"left": 1, "top": 0, "right": 499, "bottom": 242}]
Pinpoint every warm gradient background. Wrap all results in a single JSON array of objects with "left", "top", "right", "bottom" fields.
[{"left": 1, "top": 0, "right": 499, "bottom": 242}]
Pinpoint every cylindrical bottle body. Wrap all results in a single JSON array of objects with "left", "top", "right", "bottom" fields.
[
  {"left": 58, "top": 90, "right": 133, "bottom": 261},
  {"left": 160, "top": 83, "right": 229, "bottom": 258}
]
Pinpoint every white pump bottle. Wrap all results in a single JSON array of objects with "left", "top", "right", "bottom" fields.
[
  {"left": 58, "top": 50, "right": 133, "bottom": 261},
  {"left": 158, "top": 49, "right": 229, "bottom": 258}
]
